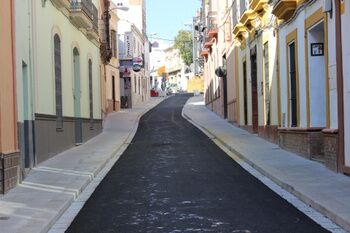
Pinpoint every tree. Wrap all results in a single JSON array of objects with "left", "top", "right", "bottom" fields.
[{"left": 174, "top": 30, "right": 193, "bottom": 66}]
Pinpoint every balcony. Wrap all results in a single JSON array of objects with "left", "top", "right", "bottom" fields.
[
  {"left": 250, "top": 0, "right": 269, "bottom": 13},
  {"left": 200, "top": 49, "right": 209, "bottom": 58},
  {"left": 206, "top": 11, "right": 218, "bottom": 38},
  {"left": 208, "top": 23, "right": 218, "bottom": 38},
  {"left": 239, "top": 9, "right": 258, "bottom": 31},
  {"left": 233, "top": 23, "right": 248, "bottom": 42},
  {"left": 233, "top": 23, "right": 247, "bottom": 37},
  {"left": 51, "top": 0, "right": 70, "bottom": 9},
  {"left": 70, "top": 0, "right": 98, "bottom": 32},
  {"left": 203, "top": 37, "right": 214, "bottom": 49},
  {"left": 272, "top": 0, "right": 297, "bottom": 21}
]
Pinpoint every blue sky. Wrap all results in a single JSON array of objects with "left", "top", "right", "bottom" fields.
[{"left": 146, "top": 0, "right": 200, "bottom": 43}]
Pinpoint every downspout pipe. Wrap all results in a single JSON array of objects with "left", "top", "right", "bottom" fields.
[{"left": 335, "top": 0, "right": 345, "bottom": 173}]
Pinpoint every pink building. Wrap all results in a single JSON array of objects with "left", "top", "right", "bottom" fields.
[{"left": 0, "top": 0, "right": 19, "bottom": 193}]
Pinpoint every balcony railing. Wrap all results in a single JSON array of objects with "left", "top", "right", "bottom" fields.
[{"left": 70, "top": 0, "right": 98, "bottom": 31}]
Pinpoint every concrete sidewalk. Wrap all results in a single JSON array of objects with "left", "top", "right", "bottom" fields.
[
  {"left": 183, "top": 95, "right": 350, "bottom": 232},
  {"left": 0, "top": 97, "right": 165, "bottom": 233}
]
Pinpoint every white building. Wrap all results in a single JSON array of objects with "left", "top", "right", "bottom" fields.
[
  {"left": 164, "top": 47, "right": 191, "bottom": 91},
  {"left": 116, "top": 0, "right": 149, "bottom": 107}
]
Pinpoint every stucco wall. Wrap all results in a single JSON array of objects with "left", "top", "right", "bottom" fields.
[
  {"left": 33, "top": 1, "right": 101, "bottom": 119},
  {"left": 0, "top": 0, "right": 17, "bottom": 153},
  {"left": 342, "top": 1, "right": 350, "bottom": 166},
  {"left": 278, "top": 0, "right": 325, "bottom": 128}
]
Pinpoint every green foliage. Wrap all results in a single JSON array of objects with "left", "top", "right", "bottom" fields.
[{"left": 174, "top": 30, "right": 193, "bottom": 66}]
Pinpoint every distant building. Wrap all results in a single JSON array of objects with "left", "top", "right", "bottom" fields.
[
  {"left": 117, "top": 0, "right": 150, "bottom": 108},
  {"left": 100, "top": 0, "right": 121, "bottom": 115}
]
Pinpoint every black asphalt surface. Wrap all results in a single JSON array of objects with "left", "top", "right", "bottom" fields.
[{"left": 66, "top": 94, "right": 329, "bottom": 233}]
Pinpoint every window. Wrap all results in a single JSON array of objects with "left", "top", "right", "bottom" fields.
[
  {"left": 111, "top": 30, "right": 117, "bottom": 58},
  {"left": 54, "top": 34, "right": 63, "bottom": 129},
  {"left": 289, "top": 42, "right": 298, "bottom": 127},
  {"left": 243, "top": 61, "right": 248, "bottom": 125},
  {"left": 134, "top": 75, "right": 137, "bottom": 93},
  {"left": 263, "top": 42, "right": 270, "bottom": 125},
  {"left": 138, "top": 76, "right": 141, "bottom": 94},
  {"left": 88, "top": 59, "right": 94, "bottom": 128}
]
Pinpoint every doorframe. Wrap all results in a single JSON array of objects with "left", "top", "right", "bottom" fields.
[
  {"left": 73, "top": 47, "right": 82, "bottom": 144},
  {"left": 250, "top": 46, "right": 259, "bottom": 133},
  {"left": 286, "top": 29, "right": 300, "bottom": 127},
  {"left": 304, "top": 8, "right": 330, "bottom": 128},
  {"left": 222, "top": 55, "right": 228, "bottom": 119},
  {"left": 242, "top": 59, "right": 248, "bottom": 125},
  {"left": 112, "top": 75, "right": 116, "bottom": 111}
]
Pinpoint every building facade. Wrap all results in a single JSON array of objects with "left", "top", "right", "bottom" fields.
[
  {"left": 117, "top": 0, "right": 150, "bottom": 108},
  {"left": 164, "top": 47, "right": 188, "bottom": 92},
  {"left": 199, "top": 0, "right": 347, "bottom": 173},
  {"left": 339, "top": 0, "right": 349, "bottom": 173},
  {"left": 272, "top": 0, "right": 337, "bottom": 168},
  {"left": 0, "top": 0, "right": 19, "bottom": 193},
  {"left": 100, "top": 0, "right": 121, "bottom": 116},
  {"left": 15, "top": 0, "right": 102, "bottom": 169}
]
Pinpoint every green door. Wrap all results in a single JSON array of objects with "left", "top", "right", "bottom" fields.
[{"left": 73, "top": 48, "right": 82, "bottom": 144}]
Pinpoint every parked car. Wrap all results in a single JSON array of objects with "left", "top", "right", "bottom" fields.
[{"left": 151, "top": 88, "right": 159, "bottom": 97}]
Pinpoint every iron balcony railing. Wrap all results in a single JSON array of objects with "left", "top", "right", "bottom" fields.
[{"left": 70, "top": 0, "right": 98, "bottom": 31}]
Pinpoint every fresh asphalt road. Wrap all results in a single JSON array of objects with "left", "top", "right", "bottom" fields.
[{"left": 66, "top": 94, "right": 329, "bottom": 233}]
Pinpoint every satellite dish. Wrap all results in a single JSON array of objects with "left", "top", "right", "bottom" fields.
[{"left": 215, "top": 66, "right": 226, "bottom": 78}]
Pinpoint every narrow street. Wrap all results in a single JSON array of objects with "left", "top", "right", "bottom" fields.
[{"left": 66, "top": 94, "right": 328, "bottom": 233}]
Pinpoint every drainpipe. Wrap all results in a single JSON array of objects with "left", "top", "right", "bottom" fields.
[{"left": 335, "top": 0, "right": 345, "bottom": 173}]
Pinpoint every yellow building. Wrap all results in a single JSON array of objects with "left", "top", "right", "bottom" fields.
[
  {"left": 16, "top": 0, "right": 102, "bottom": 166},
  {"left": 233, "top": 0, "right": 279, "bottom": 143}
]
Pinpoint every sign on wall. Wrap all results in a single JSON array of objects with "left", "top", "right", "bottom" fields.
[
  {"left": 311, "top": 43, "right": 324, "bottom": 56},
  {"left": 125, "top": 32, "right": 133, "bottom": 59}
]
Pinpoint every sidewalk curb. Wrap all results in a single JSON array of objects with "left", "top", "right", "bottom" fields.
[
  {"left": 182, "top": 102, "right": 350, "bottom": 232},
  {"left": 47, "top": 97, "right": 167, "bottom": 233}
]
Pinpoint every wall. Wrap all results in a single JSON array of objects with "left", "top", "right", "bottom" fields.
[
  {"left": 278, "top": 1, "right": 325, "bottom": 128},
  {"left": 342, "top": 1, "right": 350, "bottom": 166},
  {"left": 0, "top": 0, "right": 19, "bottom": 193},
  {"left": 226, "top": 46, "right": 238, "bottom": 123},
  {"left": 0, "top": 0, "right": 17, "bottom": 154},
  {"left": 33, "top": 1, "right": 101, "bottom": 120}
]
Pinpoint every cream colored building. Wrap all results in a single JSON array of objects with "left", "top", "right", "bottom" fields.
[
  {"left": 100, "top": 1, "right": 121, "bottom": 116},
  {"left": 199, "top": 0, "right": 344, "bottom": 173},
  {"left": 339, "top": 0, "right": 349, "bottom": 173},
  {"left": 232, "top": 0, "right": 279, "bottom": 143},
  {"left": 272, "top": 0, "right": 337, "bottom": 169},
  {"left": 15, "top": 0, "right": 102, "bottom": 165},
  {"left": 164, "top": 47, "right": 189, "bottom": 91}
]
